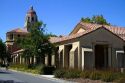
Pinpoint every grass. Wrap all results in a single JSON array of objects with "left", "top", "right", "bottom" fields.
[{"left": 9, "top": 64, "right": 43, "bottom": 74}]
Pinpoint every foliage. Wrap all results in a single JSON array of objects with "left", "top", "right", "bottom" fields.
[
  {"left": 10, "top": 64, "right": 56, "bottom": 75},
  {"left": 54, "top": 69, "right": 81, "bottom": 78},
  {"left": 54, "top": 69, "right": 66, "bottom": 78},
  {"left": 80, "top": 71, "right": 91, "bottom": 78},
  {"left": 117, "top": 78, "right": 125, "bottom": 83},
  {"left": 81, "top": 15, "right": 110, "bottom": 25},
  {"left": 63, "top": 69, "right": 81, "bottom": 78},
  {"left": 16, "top": 21, "right": 55, "bottom": 64},
  {"left": 0, "top": 39, "right": 6, "bottom": 60},
  {"left": 101, "top": 71, "right": 115, "bottom": 82},
  {"left": 0, "top": 39, "right": 11, "bottom": 63},
  {"left": 42, "top": 66, "right": 56, "bottom": 75},
  {"left": 81, "top": 17, "right": 91, "bottom": 23},
  {"left": 10, "top": 64, "right": 44, "bottom": 74},
  {"left": 89, "top": 71, "right": 101, "bottom": 80},
  {"left": 54, "top": 69, "right": 125, "bottom": 82}
]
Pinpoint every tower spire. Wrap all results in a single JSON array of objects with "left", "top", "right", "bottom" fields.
[
  {"left": 24, "top": 6, "right": 38, "bottom": 31},
  {"left": 30, "top": 6, "right": 33, "bottom": 10}
]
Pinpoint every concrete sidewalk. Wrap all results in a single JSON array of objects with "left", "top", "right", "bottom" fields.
[
  {"left": 0, "top": 68, "right": 25, "bottom": 83},
  {"left": 0, "top": 68, "right": 76, "bottom": 83}
]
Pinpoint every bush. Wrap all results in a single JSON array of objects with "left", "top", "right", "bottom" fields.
[
  {"left": 117, "top": 78, "right": 125, "bottom": 83},
  {"left": 101, "top": 71, "right": 115, "bottom": 82},
  {"left": 80, "top": 71, "right": 91, "bottom": 78},
  {"left": 63, "top": 70, "right": 81, "bottom": 78},
  {"left": 28, "top": 64, "right": 36, "bottom": 69},
  {"left": 0, "top": 64, "right": 6, "bottom": 67},
  {"left": 54, "top": 69, "right": 65, "bottom": 78},
  {"left": 90, "top": 71, "right": 100, "bottom": 80},
  {"left": 42, "top": 66, "right": 56, "bottom": 75}
]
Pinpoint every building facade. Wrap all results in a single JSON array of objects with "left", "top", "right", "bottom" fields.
[
  {"left": 50, "top": 22, "right": 125, "bottom": 70},
  {"left": 6, "top": 6, "right": 38, "bottom": 53},
  {"left": 6, "top": 7, "right": 38, "bottom": 64},
  {"left": 7, "top": 7, "right": 125, "bottom": 70}
]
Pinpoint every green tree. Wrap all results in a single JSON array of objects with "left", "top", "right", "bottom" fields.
[
  {"left": 81, "top": 17, "right": 91, "bottom": 23},
  {"left": 0, "top": 39, "right": 11, "bottom": 64},
  {"left": 81, "top": 15, "right": 110, "bottom": 25},
  {"left": 17, "top": 22, "right": 55, "bottom": 65}
]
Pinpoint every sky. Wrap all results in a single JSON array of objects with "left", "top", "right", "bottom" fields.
[{"left": 0, "top": 0, "right": 125, "bottom": 41}]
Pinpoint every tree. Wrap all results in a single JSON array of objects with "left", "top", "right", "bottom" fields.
[
  {"left": 17, "top": 21, "right": 55, "bottom": 65},
  {"left": 81, "top": 17, "right": 91, "bottom": 23},
  {"left": 81, "top": 15, "right": 110, "bottom": 25},
  {"left": 0, "top": 39, "right": 11, "bottom": 64}
]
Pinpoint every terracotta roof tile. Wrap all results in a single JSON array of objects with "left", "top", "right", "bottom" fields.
[
  {"left": 50, "top": 22, "right": 125, "bottom": 43},
  {"left": 7, "top": 28, "right": 28, "bottom": 33}
]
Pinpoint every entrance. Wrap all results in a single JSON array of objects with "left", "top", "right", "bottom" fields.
[{"left": 95, "top": 45, "right": 108, "bottom": 69}]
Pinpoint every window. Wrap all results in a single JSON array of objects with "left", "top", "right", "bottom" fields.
[
  {"left": 17, "top": 34, "right": 20, "bottom": 37},
  {"left": 31, "top": 17, "right": 34, "bottom": 22},
  {"left": 10, "top": 34, "right": 13, "bottom": 40},
  {"left": 116, "top": 51, "right": 125, "bottom": 68}
]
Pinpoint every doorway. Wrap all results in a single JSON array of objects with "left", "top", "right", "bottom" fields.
[{"left": 95, "top": 45, "right": 108, "bottom": 69}]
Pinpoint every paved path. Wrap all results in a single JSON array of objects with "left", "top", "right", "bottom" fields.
[{"left": 0, "top": 68, "right": 71, "bottom": 83}]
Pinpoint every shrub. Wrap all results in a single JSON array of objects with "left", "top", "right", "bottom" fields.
[
  {"left": 80, "top": 71, "right": 91, "bottom": 78},
  {"left": 28, "top": 64, "right": 35, "bottom": 69},
  {"left": 42, "top": 66, "right": 56, "bottom": 75},
  {"left": 54, "top": 69, "right": 65, "bottom": 78},
  {"left": 63, "top": 70, "right": 81, "bottom": 78},
  {"left": 117, "top": 78, "right": 125, "bottom": 83},
  {"left": 90, "top": 71, "right": 100, "bottom": 80},
  {"left": 101, "top": 71, "right": 115, "bottom": 82}
]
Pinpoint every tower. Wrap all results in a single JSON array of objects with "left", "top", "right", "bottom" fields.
[{"left": 24, "top": 6, "right": 38, "bottom": 31}]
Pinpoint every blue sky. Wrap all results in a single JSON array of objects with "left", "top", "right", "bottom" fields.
[{"left": 0, "top": 0, "right": 125, "bottom": 41}]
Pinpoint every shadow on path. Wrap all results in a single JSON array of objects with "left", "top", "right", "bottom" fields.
[{"left": 0, "top": 71, "right": 11, "bottom": 74}]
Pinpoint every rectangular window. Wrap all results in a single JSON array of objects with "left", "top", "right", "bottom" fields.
[
  {"left": 116, "top": 51, "right": 125, "bottom": 68},
  {"left": 10, "top": 34, "right": 13, "bottom": 40}
]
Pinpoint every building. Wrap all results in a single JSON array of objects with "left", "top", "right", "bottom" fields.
[
  {"left": 6, "top": 6, "right": 38, "bottom": 53},
  {"left": 6, "top": 6, "right": 38, "bottom": 64},
  {"left": 50, "top": 22, "right": 125, "bottom": 70},
  {"left": 7, "top": 7, "right": 125, "bottom": 70}
]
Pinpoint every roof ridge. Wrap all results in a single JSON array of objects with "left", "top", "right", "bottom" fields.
[{"left": 80, "top": 21, "right": 125, "bottom": 29}]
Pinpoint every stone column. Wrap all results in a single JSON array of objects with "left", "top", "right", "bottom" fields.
[
  {"left": 34, "top": 56, "right": 36, "bottom": 64},
  {"left": 108, "top": 46, "right": 112, "bottom": 67},
  {"left": 13, "top": 55, "right": 15, "bottom": 63},
  {"left": 20, "top": 55, "right": 22, "bottom": 64},
  {"left": 104, "top": 47, "right": 107, "bottom": 67},
  {"left": 59, "top": 45, "right": 64, "bottom": 68},
  {"left": 70, "top": 51, "right": 74, "bottom": 68},
  {"left": 45, "top": 55, "right": 48, "bottom": 66},
  {"left": 82, "top": 48, "right": 85, "bottom": 70},
  {"left": 30, "top": 57, "right": 32, "bottom": 64}
]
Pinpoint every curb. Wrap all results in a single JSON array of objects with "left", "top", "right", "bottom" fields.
[{"left": 9, "top": 69, "right": 76, "bottom": 83}]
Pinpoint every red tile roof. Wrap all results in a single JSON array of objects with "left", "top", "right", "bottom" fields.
[
  {"left": 50, "top": 22, "right": 125, "bottom": 43},
  {"left": 7, "top": 28, "right": 28, "bottom": 33}
]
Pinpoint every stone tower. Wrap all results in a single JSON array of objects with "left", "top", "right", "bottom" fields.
[{"left": 24, "top": 6, "right": 38, "bottom": 31}]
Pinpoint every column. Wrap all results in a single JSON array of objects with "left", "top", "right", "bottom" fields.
[
  {"left": 34, "top": 56, "right": 36, "bottom": 64},
  {"left": 45, "top": 55, "right": 48, "bottom": 66},
  {"left": 59, "top": 45, "right": 64, "bottom": 68},
  {"left": 108, "top": 46, "right": 112, "bottom": 67},
  {"left": 82, "top": 48, "right": 85, "bottom": 70},
  {"left": 30, "top": 57, "right": 32, "bottom": 64},
  {"left": 20, "top": 55, "right": 22, "bottom": 64}
]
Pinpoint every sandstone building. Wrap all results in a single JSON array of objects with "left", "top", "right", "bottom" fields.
[{"left": 6, "top": 7, "right": 125, "bottom": 70}]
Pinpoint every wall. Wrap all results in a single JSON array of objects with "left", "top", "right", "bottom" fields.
[{"left": 79, "top": 28, "right": 125, "bottom": 69}]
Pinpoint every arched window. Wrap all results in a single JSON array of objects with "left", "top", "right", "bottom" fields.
[{"left": 31, "top": 17, "right": 34, "bottom": 22}]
